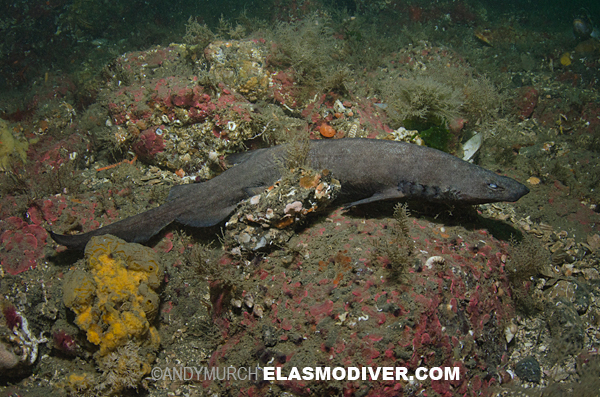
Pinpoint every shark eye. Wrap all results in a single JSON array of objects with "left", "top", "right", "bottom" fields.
[{"left": 487, "top": 183, "right": 503, "bottom": 190}]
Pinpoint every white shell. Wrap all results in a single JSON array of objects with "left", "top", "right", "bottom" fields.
[
  {"left": 504, "top": 321, "right": 518, "bottom": 343},
  {"left": 462, "top": 132, "right": 482, "bottom": 162},
  {"left": 425, "top": 256, "right": 445, "bottom": 269}
]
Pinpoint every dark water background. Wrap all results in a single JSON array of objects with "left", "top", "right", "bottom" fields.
[{"left": 1, "top": 0, "right": 599, "bottom": 91}]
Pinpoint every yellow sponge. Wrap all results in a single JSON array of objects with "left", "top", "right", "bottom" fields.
[{"left": 63, "top": 235, "right": 162, "bottom": 356}]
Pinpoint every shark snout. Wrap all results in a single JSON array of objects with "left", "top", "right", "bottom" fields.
[
  {"left": 511, "top": 182, "right": 530, "bottom": 201},
  {"left": 501, "top": 178, "right": 530, "bottom": 202}
]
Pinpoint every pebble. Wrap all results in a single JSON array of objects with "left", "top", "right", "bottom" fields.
[
  {"left": 262, "top": 325, "right": 278, "bottom": 347},
  {"left": 546, "top": 300, "right": 585, "bottom": 349},
  {"left": 515, "top": 356, "right": 541, "bottom": 383}
]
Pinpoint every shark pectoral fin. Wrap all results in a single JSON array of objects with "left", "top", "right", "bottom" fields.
[
  {"left": 342, "top": 189, "right": 406, "bottom": 209},
  {"left": 175, "top": 204, "right": 238, "bottom": 227}
]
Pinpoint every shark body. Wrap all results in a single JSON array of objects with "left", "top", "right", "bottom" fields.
[{"left": 50, "top": 138, "right": 529, "bottom": 249}]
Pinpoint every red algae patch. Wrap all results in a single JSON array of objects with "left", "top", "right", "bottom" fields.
[{"left": 190, "top": 207, "right": 516, "bottom": 396}]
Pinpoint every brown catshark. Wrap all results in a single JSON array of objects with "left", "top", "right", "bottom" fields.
[{"left": 50, "top": 138, "right": 529, "bottom": 249}]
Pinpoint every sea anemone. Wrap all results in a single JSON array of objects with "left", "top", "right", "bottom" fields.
[
  {"left": 53, "top": 330, "right": 80, "bottom": 356},
  {"left": 1, "top": 304, "right": 21, "bottom": 330}
]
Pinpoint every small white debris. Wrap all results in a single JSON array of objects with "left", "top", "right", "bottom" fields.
[
  {"left": 284, "top": 201, "right": 303, "bottom": 215},
  {"left": 505, "top": 321, "right": 518, "bottom": 343},
  {"left": 425, "top": 256, "right": 445, "bottom": 269},
  {"left": 208, "top": 151, "right": 219, "bottom": 162},
  {"left": 462, "top": 132, "right": 482, "bottom": 162}
]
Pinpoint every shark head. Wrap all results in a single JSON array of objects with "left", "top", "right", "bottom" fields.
[{"left": 453, "top": 169, "right": 530, "bottom": 204}]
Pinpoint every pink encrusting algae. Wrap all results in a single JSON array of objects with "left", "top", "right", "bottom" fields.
[{"left": 189, "top": 207, "right": 516, "bottom": 396}]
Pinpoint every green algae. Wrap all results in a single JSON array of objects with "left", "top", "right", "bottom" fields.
[
  {"left": 0, "top": 120, "right": 29, "bottom": 171},
  {"left": 403, "top": 119, "right": 451, "bottom": 152},
  {"left": 418, "top": 125, "right": 451, "bottom": 152}
]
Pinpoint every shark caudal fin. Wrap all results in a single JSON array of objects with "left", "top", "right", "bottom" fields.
[{"left": 50, "top": 203, "right": 179, "bottom": 250}]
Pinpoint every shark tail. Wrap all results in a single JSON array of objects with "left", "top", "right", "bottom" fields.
[{"left": 50, "top": 202, "right": 179, "bottom": 250}]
